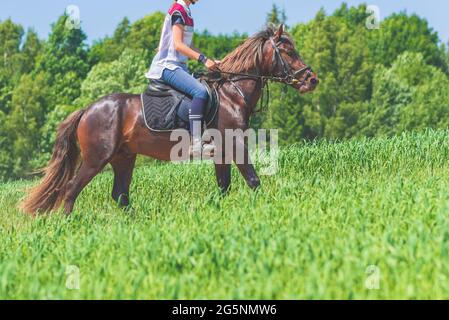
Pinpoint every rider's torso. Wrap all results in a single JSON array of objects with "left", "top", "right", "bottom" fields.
[{"left": 146, "top": 1, "right": 194, "bottom": 80}]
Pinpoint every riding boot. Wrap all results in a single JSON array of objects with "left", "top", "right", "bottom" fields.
[
  {"left": 189, "top": 98, "right": 215, "bottom": 159},
  {"left": 189, "top": 133, "right": 215, "bottom": 159}
]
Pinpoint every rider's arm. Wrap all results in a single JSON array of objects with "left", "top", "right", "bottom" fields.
[
  {"left": 172, "top": 23, "right": 218, "bottom": 70},
  {"left": 172, "top": 24, "right": 201, "bottom": 61}
]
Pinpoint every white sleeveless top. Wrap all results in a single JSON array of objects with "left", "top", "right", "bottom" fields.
[{"left": 145, "top": 0, "right": 194, "bottom": 80}]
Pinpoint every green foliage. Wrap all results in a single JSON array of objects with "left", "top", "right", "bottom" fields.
[
  {"left": 368, "top": 12, "right": 447, "bottom": 72},
  {"left": 35, "top": 14, "right": 89, "bottom": 106},
  {"left": 0, "top": 21, "right": 43, "bottom": 97},
  {"left": 333, "top": 2, "right": 369, "bottom": 26},
  {"left": 126, "top": 12, "right": 165, "bottom": 56},
  {"left": 0, "top": 68, "right": 14, "bottom": 113},
  {"left": 0, "top": 19, "right": 25, "bottom": 113},
  {"left": 270, "top": 6, "right": 374, "bottom": 142},
  {"left": 4, "top": 73, "right": 49, "bottom": 177},
  {"left": 89, "top": 12, "right": 164, "bottom": 65},
  {"left": 89, "top": 18, "right": 131, "bottom": 65},
  {"left": 0, "top": 110, "right": 10, "bottom": 179},
  {"left": 20, "top": 29, "right": 43, "bottom": 74},
  {"left": 0, "top": 18, "right": 24, "bottom": 78},
  {"left": 2, "top": 130, "right": 449, "bottom": 298},
  {"left": 79, "top": 49, "right": 148, "bottom": 106},
  {"left": 265, "top": 5, "right": 449, "bottom": 142}
]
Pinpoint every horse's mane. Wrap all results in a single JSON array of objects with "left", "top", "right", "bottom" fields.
[{"left": 219, "top": 25, "right": 294, "bottom": 74}]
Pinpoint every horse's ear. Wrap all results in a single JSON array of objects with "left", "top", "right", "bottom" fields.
[{"left": 274, "top": 24, "right": 285, "bottom": 41}]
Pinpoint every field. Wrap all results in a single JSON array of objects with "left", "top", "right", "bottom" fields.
[{"left": 1, "top": 130, "right": 449, "bottom": 299}]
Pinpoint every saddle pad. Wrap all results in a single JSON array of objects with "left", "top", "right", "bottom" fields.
[
  {"left": 141, "top": 93, "right": 188, "bottom": 132},
  {"left": 141, "top": 81, "right": 219, "bottom": 133}
]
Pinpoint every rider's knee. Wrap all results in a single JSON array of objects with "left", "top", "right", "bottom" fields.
[{"left": 193, "top": 85, "right": 208, "bottom": 100}]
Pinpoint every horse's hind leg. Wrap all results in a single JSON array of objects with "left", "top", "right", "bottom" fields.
[
  {"left": 110, "top": 152, "right": 137, "bottom": 207},
  {"left": 63, "top": 161, "right": 108, "bottom": 214},
  {"left": 63, "top": 113, "right": 119, "bottom": 214}
]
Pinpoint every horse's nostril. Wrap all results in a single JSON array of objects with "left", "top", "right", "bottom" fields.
[{"left": 310, "top": 78, "right": 318, "bottom": 85}]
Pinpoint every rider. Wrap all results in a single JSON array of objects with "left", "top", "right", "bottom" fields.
[{"left": 145, "top": 0, "right": 219, "bottom": 157}]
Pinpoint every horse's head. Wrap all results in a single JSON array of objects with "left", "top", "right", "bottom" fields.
[
  {"left": 264, "top": 25, "right": 318, "bottom": 93},
  {"left": 220, "top": 25, "right": 318, "bottom": 94}
]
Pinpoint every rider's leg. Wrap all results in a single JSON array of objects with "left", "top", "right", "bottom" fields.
[{"left": 161, "top": 67, "right": 208, "bottom": 140}]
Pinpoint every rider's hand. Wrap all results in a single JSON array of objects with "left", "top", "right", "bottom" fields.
[{"left": 205, "top": 59, "right": 219, "bottom": 71}]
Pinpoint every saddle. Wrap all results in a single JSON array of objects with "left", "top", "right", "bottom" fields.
[{"left": 141, "top": 79, "right": 219, "bottom": 132}]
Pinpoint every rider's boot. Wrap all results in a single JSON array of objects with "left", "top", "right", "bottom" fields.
[{"left": 189, "top": 121, "right": 215, "bottom": 159}]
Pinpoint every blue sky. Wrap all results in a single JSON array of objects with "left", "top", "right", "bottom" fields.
[{"left": 1, "top": 0, "right": 449, "bottom": 43}]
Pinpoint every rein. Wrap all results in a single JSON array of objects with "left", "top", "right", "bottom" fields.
[{"left": 203, "top": 37, "right": 313, "bottom": 114}]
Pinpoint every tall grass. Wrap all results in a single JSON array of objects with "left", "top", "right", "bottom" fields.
[{"left": 1, "top": 129, "right": 449, "bottom": 299}]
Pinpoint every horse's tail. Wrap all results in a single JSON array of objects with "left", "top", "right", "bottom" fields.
[{"left": 20, "top": 109, "right": 86, "bottom": 215}]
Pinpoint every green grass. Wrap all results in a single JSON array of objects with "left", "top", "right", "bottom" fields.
[{"left": 1, "top": 130, "right": 449, "bottom": 299}]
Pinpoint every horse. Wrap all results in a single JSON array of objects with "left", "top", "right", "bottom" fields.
[{"left": 20, "top": 24, "right": 319, "bottom": 215}]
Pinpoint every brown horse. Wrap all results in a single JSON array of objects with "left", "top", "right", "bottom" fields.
[{"left": 20, "top": 25, "right": 318, "bottom": 215}]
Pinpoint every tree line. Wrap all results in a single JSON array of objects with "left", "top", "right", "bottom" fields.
[{"left": 0, "top": 3, "right": 448, "bottom": 180}]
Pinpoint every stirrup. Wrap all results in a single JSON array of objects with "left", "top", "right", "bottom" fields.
[
  {"left": 189, "top": 139, "right": 202, "bottom": 159},
  {"left": 202, "top": 143, "right": 215, "bottom": 158},
  {"left": 189, "top": 139, "right": 215, "bottom": 159}
]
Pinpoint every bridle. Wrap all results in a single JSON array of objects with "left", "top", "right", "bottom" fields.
[
  {"left": 207, "top": 36, "right": 313, "bottom": 113},
  {"left": 269, "top": 37, "right": 313, "bottom": 87}
]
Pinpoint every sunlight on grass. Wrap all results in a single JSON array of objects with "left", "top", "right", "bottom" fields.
[{"left": 1, "top": 130, "right": 449, "bottom": 299}]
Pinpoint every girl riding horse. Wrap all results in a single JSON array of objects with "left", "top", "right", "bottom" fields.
[
  {"left": 20, "top": 22, "right": 318, "bottom": 215},
  {"left": 146, "top": 0, "right": 220, "bottom": 157}
]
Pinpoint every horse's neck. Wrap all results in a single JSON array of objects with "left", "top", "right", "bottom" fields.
[
  {"left": 236, "top": 79, "right": 263, "bottom": 114},
  {"left": 227, "top": 59, "right": 269, "bottom": 113}
]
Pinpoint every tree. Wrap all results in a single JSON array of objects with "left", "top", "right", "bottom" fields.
[
  {"left": 444, "top": 42, "right": 449, "bottom": 70},
  {"left": 89, "top": 17, "right": 131, "bottom": 65},
  {"left": 359, "top": 52, "right": 449, "bottom": 137},
  {"left": 394, "top": 53, "right": 449, "bottom": 132},
  {"left": 0, "top": 68, "right": 14, "bottom": 114},
  {"left": 264, "top": 85, "right": 307, "bottom": 144},
  {"left": 333, "top": 2, "right": 369, "bottom": 27},
  {"left": 20, "top": 29, "right": 43, "bottom": 74},
  {"left": 0, "top": 109, "right": 12, "bottom": 179},
  {"left": 324, "top": 101, "right": 369, "bottom": 139},
  {"left": 5, "top": 73, "right": 49, "bottom": 177},
  {"left": 0, "top": 19, "right": 24, "bottom": 75},
  {"left": 0, "top": 19, "right": 25, "bottom": 113},
  {"left": 266, "top": 9, "right": 337, "bottom": 141},
  {"left": 88, "top": 12, "right": 164, "bottom": 65},
  {"left": 266, "top": 4, "right": 287, "bottom": 27},
  {"left": 79, "top": 49, "right": 148, "bottom": 106},
  {"left": 368, "top": 13, "right": 447, "bottom": 72},
  {"left": 125, "top": 12, "right": 165, "bottom": 59},
  {"left": 35, "top": 14, "right": 89, "bottom": 106},
  {"left": 277, "top": 8, "right": 374, "bottom": 140}
]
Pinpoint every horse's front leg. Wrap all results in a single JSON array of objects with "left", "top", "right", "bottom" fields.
[
  {"left": 214, "top": 163, "right": 231, "bottom": 194},
  {"left": 233, "top": 139, "right": 261, "bottom": 190},
  {"left": 236, "top": 162, "right": 261, "bottom": 190}
]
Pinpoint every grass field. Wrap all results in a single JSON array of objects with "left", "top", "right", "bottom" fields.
[{"left": 1, "top": 130, "right": 449, "bottom": 299}]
